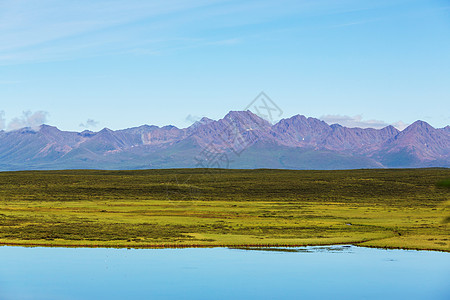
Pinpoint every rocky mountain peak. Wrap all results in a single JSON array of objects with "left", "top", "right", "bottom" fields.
[{"left": 0, "top": 111, "right": 448, "bottom": 170}]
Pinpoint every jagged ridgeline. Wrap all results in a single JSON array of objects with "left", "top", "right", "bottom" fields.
[{"left": 0, "top": 111, "right": 449, "bottom": 170}]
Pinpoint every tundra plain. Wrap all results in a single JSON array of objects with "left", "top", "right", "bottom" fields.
[{"left": 0, "top": 169, "right": 448, "bottom": 251}]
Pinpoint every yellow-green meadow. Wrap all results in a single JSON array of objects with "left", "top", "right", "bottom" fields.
[{"left": 0, "top": 168, "right": 448, "bottom": 251}]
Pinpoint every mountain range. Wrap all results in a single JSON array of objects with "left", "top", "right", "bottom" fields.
[{"left": 0, "top": 110, "right": 449, "bottom": 171}]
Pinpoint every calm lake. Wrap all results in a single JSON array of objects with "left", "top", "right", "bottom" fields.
[{"left": 0, "top": 245, "right": 448, "bottom": 300}]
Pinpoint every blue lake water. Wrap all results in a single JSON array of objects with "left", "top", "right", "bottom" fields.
[{"left": 0, "top": 245, "right": 449, "bottom": 300}]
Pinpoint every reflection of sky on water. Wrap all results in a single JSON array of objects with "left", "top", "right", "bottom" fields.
[{"left": 0, "top": 245, "right": 448, "bottom": 300}]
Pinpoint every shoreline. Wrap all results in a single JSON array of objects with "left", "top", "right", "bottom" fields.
[
  {"left": 1, "top": 241, "right": 449, "bottom": 253},
  {"left": 1, "top": 169, "right": 448, "bottom": 253}
]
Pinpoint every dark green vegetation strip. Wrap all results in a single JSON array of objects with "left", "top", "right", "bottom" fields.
[{"left": 0, "top": 168, "right": 449, "bottom": 250}]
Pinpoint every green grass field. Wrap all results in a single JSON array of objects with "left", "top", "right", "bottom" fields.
[{"left": 0, "top": 168, "right": 449, "bottom": 251}]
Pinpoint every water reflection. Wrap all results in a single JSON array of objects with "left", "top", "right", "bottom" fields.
[
  {"left": 0, "top": 245, "right": 448, "bottom": 300},
  {"left": 230, "top": 245, "right": 354, "bottom": 253}
]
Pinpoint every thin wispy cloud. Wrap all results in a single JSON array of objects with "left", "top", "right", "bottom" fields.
[
  {"left": 330, "top": 18, "right": 380, "bottom": 28},
  {"left": 6, "top": 111, "right": 49, "bottom": 131},
  {"left": 0, "top": 0, "right": 399, "bottom": 65},
  {"left": 79, "top": 119, "right": 99, "bottom": 129},
  {"left": 0, "top": 80, "right": 20, "bottom": 85},
  {"left": 0, "top": 1, "right": 214, "bottom": 50},
  {"left": 185, "top": 114, "right": 202, "bottom": 125},
  {"left": 391, "top": 121, "right": 409, "bottom": 131},
  {"left": 320, "top": 114, "right": 408, "bottom": 131},
  {"left": 0, "top": 0, "right": 229, "bottom": 64},
  {"left": 207, "top": 38, "right": 241, "bottom": 46},
  {"left": 0, "top": 111, "right": 5, "bottom": 130}
]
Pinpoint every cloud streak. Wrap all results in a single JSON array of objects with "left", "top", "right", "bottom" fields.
[
  {"left": 0, "top": 111, "right": 5, "bottom": 130},
  {"left": 7, "top": 111, "right": 49, "bottom": 131},
  {"left": 320, "top": 114, "right": 409, "bottom": 131},
  {"left": 0, "top": 0, "right": 396, "bottom": 65},
  {"left": 185, "top": 114, "right": 202, "bottom": 125},
  {"left": 0, "top": 0, "right": 236, "bottom": 64},
  {"left": 0, "top": 80, "right": 21, "bottom": 85},
  {"left": 79, "top": 119, "right": 99, "bottom": 129}
]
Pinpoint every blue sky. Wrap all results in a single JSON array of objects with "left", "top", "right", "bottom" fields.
[{"left": 0, "top": 0, "right": 449, "bottom": 131}]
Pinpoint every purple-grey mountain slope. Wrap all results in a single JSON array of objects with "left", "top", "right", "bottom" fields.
[{"left": 0, "top": 111, "right": 448, "bottom": 170}]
